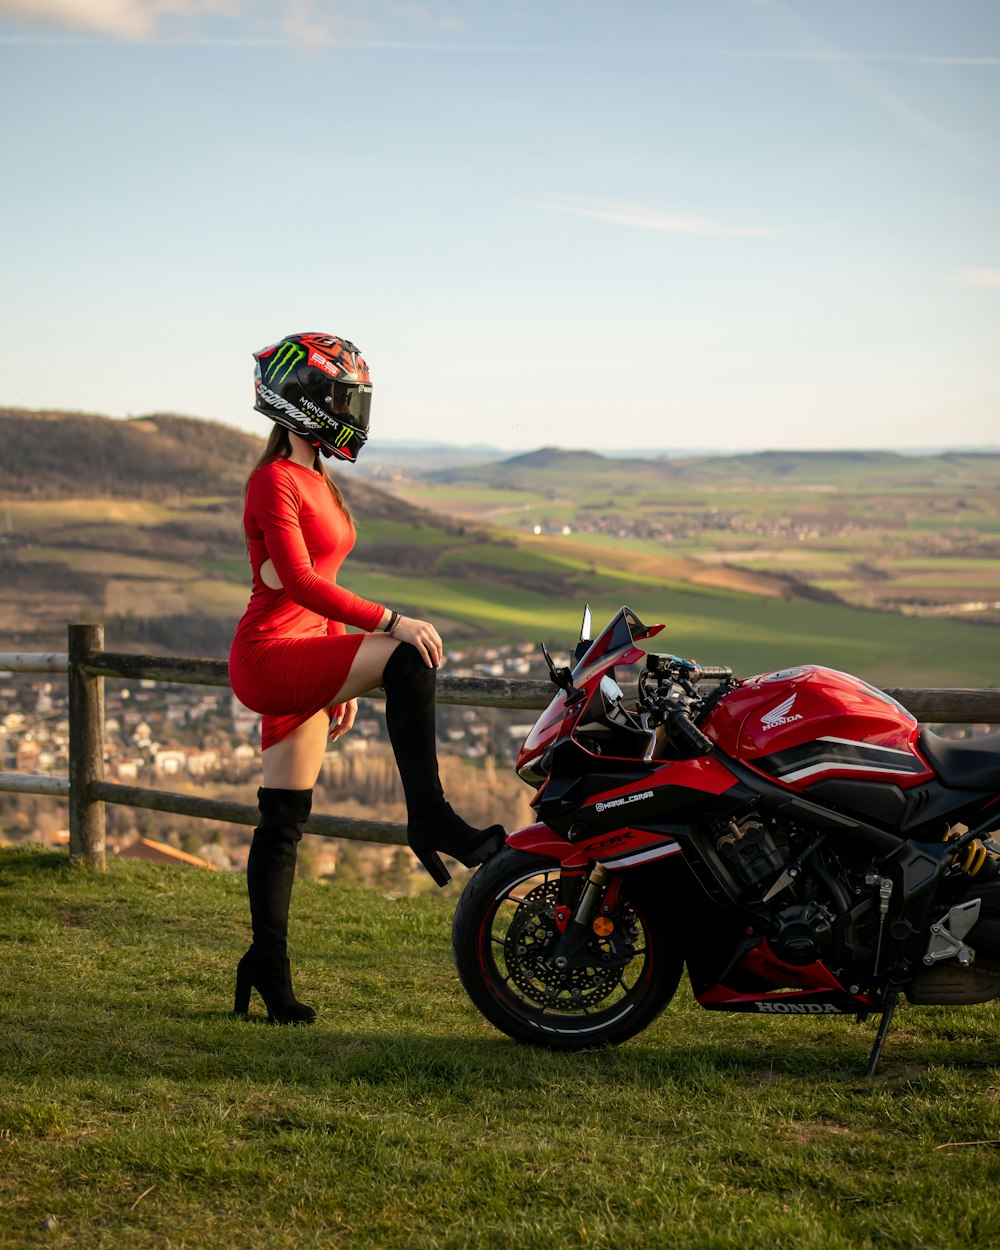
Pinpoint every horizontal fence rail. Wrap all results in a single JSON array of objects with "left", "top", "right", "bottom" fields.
[
  {"left": 1, "top": 651, "right": 555, "bottom": 708},
  {"left": 1, "top": 623, "right": 998, "bottom": 869}
]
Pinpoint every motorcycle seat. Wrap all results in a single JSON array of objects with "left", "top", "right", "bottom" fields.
[{"left": 918, "top": 729, "right": 1000, "bottom": 791}]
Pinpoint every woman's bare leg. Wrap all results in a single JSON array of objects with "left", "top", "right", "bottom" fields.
[
  {"left": 327, "top": 632, "right": 402, "bottom": 705},
  {"left": 262, "top": 709, "right": 333, "bottom": 790}
]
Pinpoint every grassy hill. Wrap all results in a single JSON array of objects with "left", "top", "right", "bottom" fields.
[
  {"left": 428, "top": 445, "right": 1000, "bottom": 489},
  {"left": 3, "top": 845, "right": 1000, "bottom": 1250},
  {"left": 1, "top": 409, "right": 998, "bottom": 684},
  {"left": 0, "top": 408, "right": 480, "bottom": 654},
  {"left": 395, "top": 445, "right": 1000, "bottom": 671}
]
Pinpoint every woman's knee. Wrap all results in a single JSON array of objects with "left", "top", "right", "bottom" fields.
[
  {"left": 382, "top": 640, "right": 430, "bottom": 684},
  {"left": 331, "top": 634, "right": 400, "bottom": 703}
]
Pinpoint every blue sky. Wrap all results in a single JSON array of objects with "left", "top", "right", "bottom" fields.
[{"left": 2, "top": 0, "right": 998, "bottom": 452}]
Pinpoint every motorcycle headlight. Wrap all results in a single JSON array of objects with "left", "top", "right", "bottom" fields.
[{"left": 517, "top": 751, "right": 549, "bottom": 787}]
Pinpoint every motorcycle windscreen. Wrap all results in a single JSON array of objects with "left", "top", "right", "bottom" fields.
[{"left": 573, "top": 606, "right": 651, "bottom": 679}]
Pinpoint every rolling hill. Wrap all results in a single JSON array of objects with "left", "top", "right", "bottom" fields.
[
  {"left": 1, "top": 409, "right": 998, "bottom": 685},
  {"left": 427, "top": 445, "right": 1000, "bottom": 490}
]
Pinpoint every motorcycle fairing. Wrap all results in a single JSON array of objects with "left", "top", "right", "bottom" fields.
[
  {"left": 811, "top": 776, "right": 998, "bottom": 839},
  {"left": 534, "top": 721, "right": 745, "bottom": 826},
  {"left": 572, "top": 606, "right": 662, "bottom": 680},
  {"left": 694, "top": 938, "right": 881, "bottom": 1014},
  {"left": 507, "top": 822, "right": 683, "bottom": 872},
  {"left": 699, "top": 988, "right": 877, "bottom": 1015},
  {"left": 756, "top": 737, "right": 930, "bottom": 787}
]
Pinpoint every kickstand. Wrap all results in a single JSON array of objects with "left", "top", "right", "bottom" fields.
[{"left": 864, "top": 986, "right": 901, "bottom": 1077}]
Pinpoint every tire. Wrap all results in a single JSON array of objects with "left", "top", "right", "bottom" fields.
[{"left": 452, "top": 846, "right": 683, "bottom": 1049}]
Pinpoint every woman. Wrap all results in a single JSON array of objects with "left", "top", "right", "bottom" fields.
[{"left": 228, "top": 331, "right": 503, "bottom": 1024}]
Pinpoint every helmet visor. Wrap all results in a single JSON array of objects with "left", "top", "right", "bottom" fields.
[
  {"left": 315, "top": 379, "right": 371, "bottom": 430},
  {"left": 313, "top": 378, "right": 371, "bottom": 461}
]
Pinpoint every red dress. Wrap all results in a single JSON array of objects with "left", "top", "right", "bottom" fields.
[{"left": 229, "top": 459, "right": 386, "bottom": 750}]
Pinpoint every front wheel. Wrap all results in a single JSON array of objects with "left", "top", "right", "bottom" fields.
[{"left": 452, "top": 846, "right": 683, "bottom": 1049}]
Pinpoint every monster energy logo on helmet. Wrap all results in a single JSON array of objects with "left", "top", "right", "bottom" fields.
[{"left": 264, "top": 343, "right": 306, "bottom": 386}]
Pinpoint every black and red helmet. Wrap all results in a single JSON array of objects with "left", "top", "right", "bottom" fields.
[{"left": 253, "top": 332, "right": 372, "bottom": 463}]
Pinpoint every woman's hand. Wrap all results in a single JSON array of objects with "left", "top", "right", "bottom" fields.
[
  {"left": 391, "top": 616, "right": 443, "bottom": 668},
  {"left": 330, "top": 698, "right": 358, "bottom": 742}
]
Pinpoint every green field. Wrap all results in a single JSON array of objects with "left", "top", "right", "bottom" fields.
[
  {"left": 3, "top": 430, "right": 999, "bottom": 687},
  {"left": 346, "top": 567, "right": 1000, "bottom": 685},
  {"left": 3, "top": 495, "right": 999, "bottom": 684},
  {"left": 390, "top": 451, "right": 1000, "bottom": 638},
  {"left": 3, "top": 846, "right": 1000, "bottom": 1250}
]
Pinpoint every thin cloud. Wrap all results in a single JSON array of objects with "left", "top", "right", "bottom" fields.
[
  {"left": 536, "top": 201, "right": 774, "bottom": 239},
  {"left": 0, "top": 2, "right": 996, "bottom": 60},
  {"left": 0, "top": 0, "right": 254, "bottom": 40},
  {"left": 0, "top": 0, "right": 458, "bottom": 43},
  {"left": 955, "top": 268, "right": 1000, "bottom": 289},
  {"left": 763, "top": 3, "right": 1000, "bottom": 177},
  {"left": 687, "top": 49, "right": 1000, "bottom": 67}
]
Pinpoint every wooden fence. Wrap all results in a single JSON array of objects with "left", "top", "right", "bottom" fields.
[{"left": 0, "top": 622, "right": 998, "bottom": 870}]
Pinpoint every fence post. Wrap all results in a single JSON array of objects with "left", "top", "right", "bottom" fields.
[{"left": 68, "top": 622, "right": 106, "bottom": 869}]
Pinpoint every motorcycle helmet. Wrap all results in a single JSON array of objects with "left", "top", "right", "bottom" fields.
[{"left": 253, "top": 332, "right": 372, "bottom": 463}]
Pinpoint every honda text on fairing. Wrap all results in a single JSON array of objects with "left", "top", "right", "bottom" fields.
[{"left": 451, "top": 607, "right": 1000, "bottom": 1074}]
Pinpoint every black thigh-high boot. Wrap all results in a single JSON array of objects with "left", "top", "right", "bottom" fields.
[
  {"left": 234, "top": 786, "right": 317, "bottom": 1024},
  {"left": 381, "top": 642, "right": 505, "bottom": 886}
]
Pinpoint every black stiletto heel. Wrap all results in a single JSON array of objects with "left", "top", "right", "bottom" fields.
[
  {"left": 409, "top": 820, "right": 505, "bottom": 887},
  {"left": 410, "top": 847, "right": 451, "bottom": 887},
  {"left": 232, "top": 948, "right": 317, "bottom": 1025}
]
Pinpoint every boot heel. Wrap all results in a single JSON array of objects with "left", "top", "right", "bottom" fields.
[
  {"left": 233, "top": 954, "right": 253, "bottom": 1016},
  {"left": 413, "top": 847, "right": 451, "bottom": 887}
]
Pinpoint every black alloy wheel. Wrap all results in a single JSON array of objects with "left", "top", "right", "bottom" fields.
[{"left": 452, "top": 847, "right": 683, "bottom": 1048}]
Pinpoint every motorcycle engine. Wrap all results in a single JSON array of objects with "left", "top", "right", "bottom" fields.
[
  {"left": 769, "top": 900, "right": 835, "bottom": 965},
  {"left": 714, "top": 815, "right": 857, "bottom": 966},
  {"left": 715, "top": 817, "right": 790, "bottom": 890}
]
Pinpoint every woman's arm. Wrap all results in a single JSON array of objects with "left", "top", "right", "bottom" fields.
[{"left": 247, "top": 466, "right": 385, "bottom": 630}]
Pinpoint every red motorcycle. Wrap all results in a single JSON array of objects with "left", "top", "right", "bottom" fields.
[{"left": 452, "top": 607, "right": 1000, "bottom": 1073}]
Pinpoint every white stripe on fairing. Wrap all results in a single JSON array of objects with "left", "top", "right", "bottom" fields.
[
  {"left": 781, "top": 761, "right": 922, "bottom": 783},
  {"left": 599, "top": 843, "right": 683, "bottom": 869},
  {"left": 816, "top": 736, "right": 916, "bottom": 757}
]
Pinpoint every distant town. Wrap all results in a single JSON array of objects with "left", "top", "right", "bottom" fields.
[{"left": 0, "top": 643, "right": 545, "bottom": 886}]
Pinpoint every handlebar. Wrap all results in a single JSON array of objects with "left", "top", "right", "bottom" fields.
[
  {"left": 644, "top": 654, "right": 733, "bottom": 683},
  {"left": 667, "top": 709, "right": 715, "bottom": 756},
  {"left": 694, "top": 665, "right": 733, "bottom": 681}
]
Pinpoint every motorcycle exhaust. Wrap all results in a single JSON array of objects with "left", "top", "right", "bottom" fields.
[{"left": 906, "top": 962, "right": 1000, "bottom": 1005}]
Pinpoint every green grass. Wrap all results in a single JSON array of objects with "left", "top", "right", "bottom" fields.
[{"left": 3, "top": 847, "right": 1000, "bottom": 1250}]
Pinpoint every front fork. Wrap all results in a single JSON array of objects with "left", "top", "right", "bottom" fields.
[{"left": 550, "top": 863, "right": 620, "bottom": 968}]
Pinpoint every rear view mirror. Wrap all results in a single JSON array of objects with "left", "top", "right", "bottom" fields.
[
  {"left": 580, "top": 604, "right": 592, "bottom": 644},
  {"left": 573, "top": 604, "right": 593, "bottom": 662}
]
